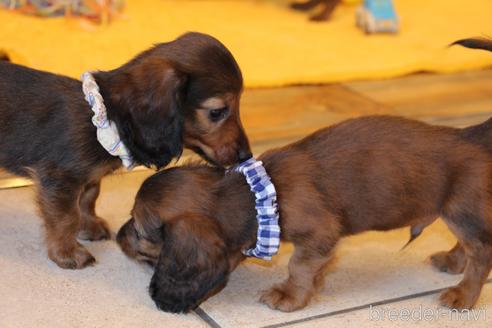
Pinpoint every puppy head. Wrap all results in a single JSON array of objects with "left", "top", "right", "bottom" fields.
[
  {"left": 165, "top": 32, "right": 252, "bottom": 167},
  {"left": 97, "top": 32, "right": 250, "bottom": 169},
  {"left": 116, "top": 164, "right": 236, "bottom": 312}
]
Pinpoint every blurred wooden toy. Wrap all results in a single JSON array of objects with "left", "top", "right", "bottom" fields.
[{"left": 356, "top": 0, "right": 399, "bottom": 33}]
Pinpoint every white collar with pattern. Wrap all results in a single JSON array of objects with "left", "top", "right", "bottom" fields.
[{"left": 81, "top": 72, "right": 135, "bottom": 169}]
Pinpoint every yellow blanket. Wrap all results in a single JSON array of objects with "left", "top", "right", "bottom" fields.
[{"left": 2, "top": 0, "right": 492, "bottom": 87}]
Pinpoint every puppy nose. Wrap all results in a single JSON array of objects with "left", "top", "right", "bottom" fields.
[{"left": 238, "top": 149, "right": 253, "bottom": 162}]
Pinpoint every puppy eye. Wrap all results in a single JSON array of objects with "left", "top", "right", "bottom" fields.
[{"left": 208, "top": 107, "right": 229, "bottom": 122}]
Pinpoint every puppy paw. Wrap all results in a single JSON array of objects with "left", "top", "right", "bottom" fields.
[
  {"left": 260, "top": 285, "right": 309, "bottom": 312},
  {"left": 48, "top": 244, "right": 96, "bottom": 269},
  {"left": 78, "top": 216, "right": 111, "bottom": 241},
  {"left": 439, "top": 286, "right": 477, "bottom": 309},
  {"left": 430, "top": 251, "right": 466, "bottom": 274}
]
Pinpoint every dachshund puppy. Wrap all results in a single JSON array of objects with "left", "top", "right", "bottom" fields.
[
  {"left": 290, "top": 0, "right": 341, "bottom": 21},
  {"left": 0, "top": 32, "right": 251, "bottom": 269},
  {"left": 118, "top": 114, "right": 492, "bottom": 313}
]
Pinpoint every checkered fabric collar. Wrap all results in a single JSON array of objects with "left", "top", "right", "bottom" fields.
[
  {"left": 232, "top": 157, "right": 280, "bottom": 260},
  {"left": 81, "top": 72, "right": 135, "bottom": 169}
]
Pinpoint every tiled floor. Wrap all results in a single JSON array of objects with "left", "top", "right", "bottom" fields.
[
  {"left": 1, "top": 69, "right": 492, "bottom": 327},
  {"left": 1, "top": 172, "right": 490, "bottom": 327},
  {"left": 198, "top": 221, "right": 491, "bottom": 327}
]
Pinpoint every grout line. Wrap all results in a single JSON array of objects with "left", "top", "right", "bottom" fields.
[
  {"left": 262, "top": 278, "right": 492, "bottom": 328},
  {"left": 194, "top": 307, "right": 223, "bottom": 328}
]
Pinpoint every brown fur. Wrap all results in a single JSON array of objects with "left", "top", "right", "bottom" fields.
[
  {"left": 118, "top": 115, "right": 492, "bottom": 313},
  {"left": 0, "top": 32, "right": 251, "bottom": 269}
]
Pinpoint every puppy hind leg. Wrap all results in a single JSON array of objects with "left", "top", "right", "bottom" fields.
[
  {"left": 440, "top": 212, "right": 492, "bottom": 308},
  {"left": 37, "top": 176, "right": 95, "bottom": 269},
  {"left": 430, "top": 242, "right": 467, "bottom": 274},
  {"left": 439, "top": 242, "right": 492, "bottom": 309},
  {"left": 78, "top": 181, "right": 110, "bottom": 241}
]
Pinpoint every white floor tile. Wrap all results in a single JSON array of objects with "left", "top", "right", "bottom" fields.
[
  {"left": 291, "top": 284, "right": 492, "bottom": 328},
  {"left": 0, "top": 171, "right": 206, "bottom": 328},
  {"left": 201, "top": 221, "right": 491, "bottom": 327}
]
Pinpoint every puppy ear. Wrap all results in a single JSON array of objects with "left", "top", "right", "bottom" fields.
[
  {"left": 149, "top": 214, "right": 230, "bottom": 313},
  {"left": 103, "top": 57, "right": 188, "bottom": 169}
]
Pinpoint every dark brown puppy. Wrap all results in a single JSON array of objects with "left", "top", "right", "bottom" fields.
[
  {"left": 0, "top": 32, "right": 251, "bottom": 269},
  {"left": 290, "top": 0, "right": 341, "bottom": 21},
  {"left": 118, "top": 114, "right": 492, "bottom": 313}
]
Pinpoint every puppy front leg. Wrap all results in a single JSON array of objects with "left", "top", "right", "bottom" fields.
[
  {"left": 37, "top": 177, "right": 95, "bottom": 269},
  {"left": 260, "top": 244, "right": 335, "bottom": 312},
  {"left": 78, "top": 181, "right": 110, "bottom": 241}
]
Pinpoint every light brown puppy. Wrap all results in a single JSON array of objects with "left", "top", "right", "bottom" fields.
[{"left": 118, "top": 114, "right": 492, "bottom": 313}]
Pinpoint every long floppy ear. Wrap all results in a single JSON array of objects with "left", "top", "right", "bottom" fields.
[
  {"left": 149, "top": 214, "right": 230, "bottom": 313},
  {"left": 101, "top": 57, "right": 188, "bottom": 169}
]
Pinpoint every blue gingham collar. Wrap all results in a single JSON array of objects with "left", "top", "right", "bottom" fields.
[
  {"left": 81, "top": 72, "right": 135, "bottom": 169},
  {"left": 232, "top": 157, "right": 280, "bottom": 260}
]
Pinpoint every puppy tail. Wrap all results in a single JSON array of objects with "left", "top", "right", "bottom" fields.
[
  {"left": 450, "top": 37, "right": 492, "bottom": 52},
  {"left": 454, "top": 37, "right": 492, "bottom": 151}
]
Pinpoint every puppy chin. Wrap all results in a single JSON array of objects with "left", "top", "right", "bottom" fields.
[
  {"left": 186, "top": 144, "right": 226, "bottom": 168},
  {"left": 213, "top": 145, "right": 241, "bottom": 167}
]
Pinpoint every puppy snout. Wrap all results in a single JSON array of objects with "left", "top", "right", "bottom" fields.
[
  {"left": 116, "top": 218, "right": 132, "bottom": 243},
  {"left": 215, "top": 146, "right": 238, "bottom": 166},
  {"left": 216, "top": 144, "right": 251, "bottom": 166},
  {"left": 116, "top": 218, "right": 138, "bottom": 258},
  {"left": 235, "top": 130, "right": 252, "bottom": 163}
]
